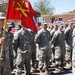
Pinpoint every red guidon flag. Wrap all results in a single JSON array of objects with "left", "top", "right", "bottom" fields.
[{"left": 6, "top": 0, "right": 38, "bottom": 32}]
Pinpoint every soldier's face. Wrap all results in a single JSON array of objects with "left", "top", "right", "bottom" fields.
[
  {"left": 0, "top": 19, "right": 5, "bottom": 29},
  {"left": 7, "top": 27, "right": 12, "bottom": 31},
  {"left": 43, "top": 24, "right": 47, "bottom": 29},
  {"left": 59, "top": 26, "right": 63, "bottom": 30}
]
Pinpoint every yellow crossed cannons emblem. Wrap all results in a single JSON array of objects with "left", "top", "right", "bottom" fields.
[{"left": 12, "top": 0, "right": 29, "bottom": 18}]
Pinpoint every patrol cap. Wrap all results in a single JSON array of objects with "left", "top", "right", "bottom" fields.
[
  {"left": 7, "top": 23, "right": 12, "bottom": 27},
  {"left": 0, "top": 12, "right": 5, "bottom": 19},
  {"left": 65, "top": 22, "right": 69, "bottom": 25},
  {"left": 43, "top": 22, "right": 48, "bottom": 25},
  {"left": 66, "top": 20, "right": 72, "bottom": 24},
  {"left": 15, "top": 25, "right": 22, "bottom": 30}
]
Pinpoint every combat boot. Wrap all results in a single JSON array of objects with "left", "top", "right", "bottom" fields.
[
  {"left": 45, "top": 69, "right": 50, "bottom": 75},
  {"left": 58, "top": 66, "right": 63, "bottom": 71},
  {"left": 31, "top": 67, "right": 36, "bottom": 72},
  {"left": 40, "top": 70, "right": 43, "bottom": 75},
  {"left": 55, "top": 67, "right": 61, "bottom": 72},
  {"left": 65, "top": 62, "right": 72, "bottom": 68}
]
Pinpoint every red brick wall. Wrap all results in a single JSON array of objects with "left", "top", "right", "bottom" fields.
[{"left": 54, "top": 13, "right": 75, "bottom": 21}]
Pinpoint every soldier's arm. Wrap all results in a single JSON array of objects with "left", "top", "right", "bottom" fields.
[
  {"left": 64, "top": 28, "right": 69, "bottom": 40},
  {"left": 72, "top": 29, "right": 75, "bottom": 37},
  {"left": 50, "top": 32, "right": 58, "bottom": 46},
  {"left": 49, "top": 31, "right": 51, "bottom": 42},
  {"left": 13, "top": 32, "right": 19, "bottom": 57},
  {"left": 34, "top": 31, "right": 42, "bottom": 44}
]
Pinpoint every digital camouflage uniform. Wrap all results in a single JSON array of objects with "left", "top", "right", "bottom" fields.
[
  {"left": 50, "top": 28, "right": 57, "bottom": 63},
  {"left": 0, "top": 29, "right": 12, "bottom": 75},
  {"left": 72, "top": 28, "right": 75, "bottom": 75},
  {"left": 29, "top": 30, "right": 36, "bottom": 68},
  {"left": 64, "top": 26, "right": 73, "bottom": 62},
  {"left": 51, "top": 29, "right": 65, "bottom": 67},
  {"left": 7, "top": 31, "right": 13, "bottom": 71},
  {"left": 35, "top": 28, "right": 51, "bottom": 70},
  {"left": 13, "top": 28, "right": 31, "bottom": 75}
]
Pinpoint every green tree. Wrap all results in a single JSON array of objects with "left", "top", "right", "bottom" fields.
[
  {"left": 68, "top": 10, "right": 75, "bottom": 13},
  {"left": 33, "top": 0, "right": 55, "bottom": 15}
]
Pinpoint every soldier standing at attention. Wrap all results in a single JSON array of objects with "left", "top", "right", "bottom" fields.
[
  {"left": 50, "top": 24, "right": 58, "bottom": 64},
  {"left": 0, "top": 12, "right": 12, "bottom": 75},
  {"left": 35, "top": 22, "right": 51, "bottom": 75},
  {"left": 72, "top": 23, "right": 75, "bottom": 75},
  {"left": 6, "top": 23, "right": 13, "bottom": 71},
  {"left": 27, "top": 29, "right": 36, "bottom": 72},
  {"left": 13, "top": 26, "right": 32, "bottom": 75},
  {"left": 64, "top": 22, "right": 73, "bottom": 68},
  {"left": 50, "top": 23, "right": 65, "bottom": 72},
  {"left": 13, "top": 24, "right": 22, "bottom": 68}
]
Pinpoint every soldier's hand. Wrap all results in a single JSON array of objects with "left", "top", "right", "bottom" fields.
[
  {"left": 0, "top": 38, "right": 5, "bottom": 44},
  {"left": 51, "top": 44, "right": 54, "bottom": 49},
  {"left": 0, "top": 57, "right": 3, "bottom": 63}
]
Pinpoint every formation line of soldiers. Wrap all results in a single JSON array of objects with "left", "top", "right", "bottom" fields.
[{"left": 0, "top": 12, "right": 75, "bottom": 75}]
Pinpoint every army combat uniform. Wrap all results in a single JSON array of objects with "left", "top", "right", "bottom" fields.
[
  {"left": 51, "top": 29, "right": 65, "bottom": 70},
  {"left": 29, "top": 30, "right": 36, "bottom": 71},
  {"left": 72, "top": 28, "right": 75, "bottom": 75},
  {"left": 13, "top": 28, "right": 32, "bottom": 75},
  {"left": 0, "top": 29, "right": 12, "bottom": 75},
  {"left": 64, "top": 26, "right": 73, "bottom": 65},
  {"left": 35, "top": 28, "right": 51, "bottom": 71}
]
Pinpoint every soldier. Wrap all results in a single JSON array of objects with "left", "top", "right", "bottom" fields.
[
  {"left": 13, "top": 24, "right": 22, "bottom": 69},
  {"left": 35, "top": 22, "right": 51, "bottom": 75},
  {"left": 27, "top": 29, "right": 36, "bottom": 72},
  {"left": 72, "top": 23, "right": 75, "bottom": 75},
  {"left": 50, "top": 23, "right": 58, "bottom": 64},
  {"left": 7, "top": 23, "right": 14, "bottom": 71},
  {"left": 50, "top": 23, "right": 65, "bottom": 72},
  {"left": 13, "top": 26, "right": 32, "bottom": 75},
  {"left": 0, "top": 12, "right": 12, "bottom": 75},
  {"left": 64, "top": 22, "right": 73, "bottom": 68}
]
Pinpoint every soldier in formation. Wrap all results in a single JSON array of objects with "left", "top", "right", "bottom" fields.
[
  {"left": 0, "top": 12, "right": 75, "bottom": 75},
  {"left": 0, "top": 12, "right": 13, "bottom": 75},
  {"left": 35, "top": 23, "right": 51, "bottom": 75}
]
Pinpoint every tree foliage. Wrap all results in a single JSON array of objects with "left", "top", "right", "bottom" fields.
[
  {"left": 68, "top": 10, "right": 75, "bottom": 13},
  {"left": 33, "top": 0, "right": 55, "bottom": 15}
]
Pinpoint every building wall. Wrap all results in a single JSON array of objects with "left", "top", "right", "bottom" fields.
[
  {"left": 54, "top": 13, "right": 75, "bottom": 21},
  {"left": 41, "top": 15, "right": 51, "bottom": 23}
]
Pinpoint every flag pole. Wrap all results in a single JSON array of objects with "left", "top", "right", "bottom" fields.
[{"left": 0, "top": 19, "right": 7, "bottom": 61}]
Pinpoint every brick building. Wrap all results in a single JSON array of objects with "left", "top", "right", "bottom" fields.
[
  {"left": 54, "top": 13, "right": 75, "bottom": 21},
  {"left": 41, "top": 13, "right": 75, "bottom": 23}
]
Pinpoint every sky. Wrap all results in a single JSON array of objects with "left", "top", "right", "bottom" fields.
[{"left": 29, "top": 0, "right": 75, "bottom": 15}]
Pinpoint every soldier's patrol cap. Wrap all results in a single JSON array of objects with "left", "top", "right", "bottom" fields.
[
  {"left": 43, "top": 22, "right": 48, "bottom": 25},
  {"left": 65, "top": 22, "right": 69, "bottom": 25},
  {"left": 0, "top": 12, "right": 5, "bottom": 19},
  {"left": 15, "top": 25, "right": 22, "bottom": 29},
  {"left": 7, "top": 23, "right": 12, "bottom": 27}
]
